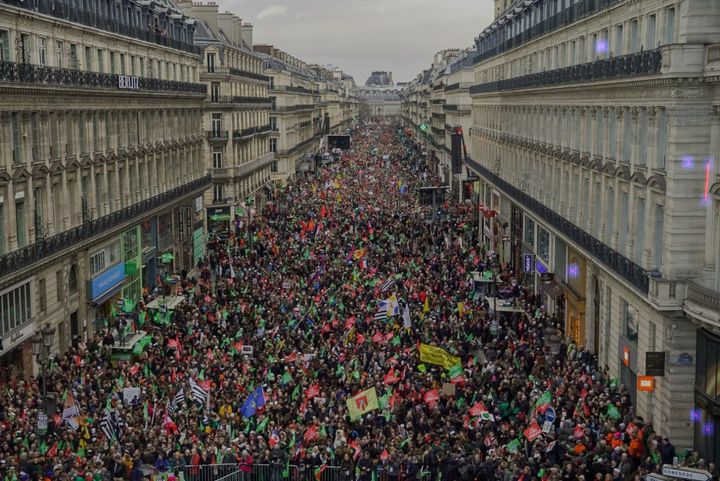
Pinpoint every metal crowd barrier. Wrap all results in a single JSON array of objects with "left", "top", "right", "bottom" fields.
[{"left": 143, "top": 463, "right": 432, "bottom": 481}]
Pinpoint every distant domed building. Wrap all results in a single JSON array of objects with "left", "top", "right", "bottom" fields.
[{"left": 365, "top": 71, "right": 394, "bottom": 87}]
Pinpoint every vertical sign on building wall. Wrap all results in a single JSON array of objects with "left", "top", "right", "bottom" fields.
[{"left": 524, "top": 254, "right": 534, "bottom": 273}]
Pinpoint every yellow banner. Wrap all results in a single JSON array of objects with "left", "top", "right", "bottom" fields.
[
  {"left": 346, "top": 387, "right": 379, "bottom": 420},
  {"left": 419, "top": 343, "right": 461, "bottom": 370}
]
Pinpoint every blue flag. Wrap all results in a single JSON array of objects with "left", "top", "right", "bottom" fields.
[{"left": 241, "top": 386, "right": 266, "bottom": 418}]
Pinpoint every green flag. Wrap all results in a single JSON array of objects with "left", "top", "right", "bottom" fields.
[
  {"left": 39, "top": 440, "right": 48, "bottom": 455},
  {"left": 506, "top": 438, "right": 521, "bottom": 453},
  {"left": 281, "top": 372, "right": 292, "bottom": 385},
  {"left": 391, "top": 335, "right": 401, "bottom": 347},
  {"left": 534, "top": 391, "right": 552, "bottom": 409},
  {"left": 133, "top": 336, "right": 153, "bottom": 355},
  {"left": 448, "top": 363, "right": 463, "bottom": 379},
  {"left": 256, "top": 417, "right": 269, "bottom": 433},
  {"left": 607, "top": 404, "right": 621, "bottom": 420}
]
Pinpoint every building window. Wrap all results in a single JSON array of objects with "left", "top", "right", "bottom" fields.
[
  {"left": 68, "top": 265, "right": 78, "bottom": 293},
  {"left": 665, "top": 8, "right": 675, "bottom": 44},
  {"left": 630, "top": 19, "right": 639, "bottom": 52},
  {"left": 38, "top": 38, "right": 47, "bottom": 66},
  {"left": 0, "top": 201, "right": 4, "bottom": 255},
  {"left": 269, "top": 138, "right": 277, "bottom": 153},
  {"left": 271, "top": 161, "right": 278, "bottom": 173},
  {"left": 30, "top": 112, "right": 40, "bottom": 161},
  {"left": 212, "top": 148, "right": 223, "bottom": 169},
  {"left": 0, "top": 30, "right": 9, "bottom": 61},
  {"left": 56, "top": 270, "right": 63, "bottom": 303},
  {"left": 210, "top": 83, "right": 220, "bottom": 102},
  {"left": 207, "top": 53, "right": 215, "bottom": 73},
  {"left": 537, "top": 226, "right": 550, "bottom": 262},
  {"left": 653, "top": 204, "right": 664, "bottom": 270},
  {"left": 213, "top": 184, "right": 224, "bottom": 203},
  {"left": 622, "top": 299, "right": 639, "bottom": 343},
  {"left": 38, "top": 278, "right": 46, "bottom": 313},
  {"left": 0, "top": 282, "right": 32, "bottom": 337},
  {"left": 211, "top": 113, "right": 222, "bottom": 134},
  {"left": 84, "top": 46, "right": 92, "bottom": 71},
  {"left": 19, "top": 33, "right": 31, "bottom": 63},
  {"left": 269, "top": 117, "right": 277, "bottom": 130},
  {"left": 109, "top": 51, "right": 116, "bottom": 74},
  {"left": 70, "top": 44, "right": 78, "bottom": 69},
  {"left": 11, "top": 112, "right": 21, "bottom": 164},
  {"left": 646, "top": 14, "right": 656, "bottom": 49},
  {"left": 15, "top": 195, "right": 26, "bottom": 248},
  {"left": 97, "top": 50, "right": 104, "bottom": 73},
  {"left": 524, "top": 216, "right": 535, "bottom": 248},
  {"left": 56, "top": 41, "right": 64, "bottom": 68},
  {"left": 635, "top": 197, "right": 645, "bottom": 263},
  {"left": 618, "top": 191, "right": 629, "bottom": 255}
]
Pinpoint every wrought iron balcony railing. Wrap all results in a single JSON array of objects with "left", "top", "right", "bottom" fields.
[
  {"left": 207, "top": 96, "right": 272, "bottom": 106},
  {"left": 0, "top": 175, "right": 211, "bottom": 278},
  {"left": 0, "top": 0, "right": 201, "bottom": 55},
  {"left": 0, "top": 60, "right": 207, "bottom": 94},
  {"left": 470, "top": 49, "right": 662, "bottom": 95},
  {"left": 473, "top": 0, "right": 621, "bottom": 66},
  {"left": 228, "top": 67, "right": 270, "bottom": 82},
  {"left": 465, "top": 157, "right": 650, "bottom": 294},
  {"left": 206, "top": 130, "right": 229, "bottom": 141}
]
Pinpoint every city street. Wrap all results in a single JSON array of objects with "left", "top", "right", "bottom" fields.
[{"left": 0, "top": 121, "right": 669, "bottom": 480}]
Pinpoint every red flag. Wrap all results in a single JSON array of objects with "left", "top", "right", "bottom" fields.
[
  {"left": 383, "top": 367, "right": 399, "bottom": 385},
  {"left": 524, "top": 420, "right": 543, "bottom": 441},
  {"left": 47, "top": 442, "right": 58, "bottom": 458},
  {"left": 380, "top": 449, "right": 389, "bottom": 461},
  {"left": 314, "top": 465, "right": 327, "bottom": 481},
  {"left": 345, "top": 317, "right": 356, "bottom": 330},
  {"left": 285, "top": 352, "right": 298, "bottom": 363},
  {"left": 356, "top": 333, "right": 366, "bottom": 344},
  {"left": 129, "top": 364, "right": 140, "bottom": 376},
  {"left": 372, "top": 332, "right": 385, "bottom": 344},
  {"left": 305, "top": 382, "right": 320, "bottom": 400},
  {"left": 424, "top": 389, "right": 439, "bottom": 405},
  {"left": 469, "top": 402, "right": 487, "bottom": 417},
  {"left": 304, "top": 425, "right": 319, "bottom": 443},
  {"left": 320, "top": 206, "right": 327, "bottom": 218}
]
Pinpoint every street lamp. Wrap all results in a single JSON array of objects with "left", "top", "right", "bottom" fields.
[{"left": 32, "top": 325, "right": 55, "bottom": 413}]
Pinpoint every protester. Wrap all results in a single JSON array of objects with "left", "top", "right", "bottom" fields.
[{"left": 0, "top": 121, "right": 702, "bottom": 481}]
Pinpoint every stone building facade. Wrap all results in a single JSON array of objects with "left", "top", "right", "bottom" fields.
[
  {"left": 255, "top": 45, "right": 358, "bottom": 182},
  {"left": 404, "top": 0, "right": 720, "bottom": 460},
  {"left": 0, "top": 0, "right": 209, "bottom": 380},
  {"left": 178, "top": 2, "right": 273, "bottom": 234}
]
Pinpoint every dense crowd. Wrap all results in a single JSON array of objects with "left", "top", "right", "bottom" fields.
[{"left": 0, "top": 121, "right": 717, "bottom": 481}]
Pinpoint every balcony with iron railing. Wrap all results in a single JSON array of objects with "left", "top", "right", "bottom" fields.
[
  {"left": 473, "top": 0, "right": 622, "bottom": 66},
  {"left": 0, "top": 60, "right": 207, "bottom": 94},
  {"left": 206, "top": 95, "right": 272, "bottom": 107},
  {"left": 0, "top": 0, "right": 201, "bottom": 55},
  {"left": 470, "top": 48, "right": 662, "bottom": 95},
  {"left": 206, "top": 131, "right": 229, "bottom": 144},
  {"left": 0, "top": 175, "right": 211, "bottom": 278}
]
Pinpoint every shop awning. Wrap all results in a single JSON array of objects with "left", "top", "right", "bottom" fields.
[
  {"left": 541, "top": 281, "right": 564, "bottom": 301},
  {"left": 90, "top": 283, "right": 124, "bottom": 306}
]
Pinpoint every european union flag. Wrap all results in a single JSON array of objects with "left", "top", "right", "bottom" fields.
[{"left": 241, "top": 386, "right": 265, "bottom": 418}]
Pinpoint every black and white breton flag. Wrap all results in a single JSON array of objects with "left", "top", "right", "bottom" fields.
[
  {"left": 379, "top": 278, "right": 396, "bottom": 293},
  {"left": 189, "top": 379, "right": 209, "bottom": 405},
  {"left": 100, "top": 410, "right": 119, "bottom": 441},
  {"left": 168, "top": 388, "right": 185, "bottom": 414}
]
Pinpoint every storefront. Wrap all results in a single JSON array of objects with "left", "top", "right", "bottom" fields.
[
  {"left": 175, "top": 203, "right": 194, "bottom": 274},
  {"left": 87, "top": 261, "right": 127, "bottom": 334},
  {"left": 121, "top": 227, "right": 142, "bottom": 303},
  {"left": 140, "top": 217, "right": 158, "bottom": 289},
  {"left": 694, "top": 328, "right": 720, "bottom": 463},
  {"left": 207, "top": 206, "right": 231, "bottom": 235},
  {"left": 564, "top": 247, "right": 587, "bottom": 347},
  {"left": 0, "top": 279, "right": 36, "bottom": 380}
]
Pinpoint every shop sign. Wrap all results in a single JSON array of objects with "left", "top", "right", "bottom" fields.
[
  {"left": 645, "top": 352, "right": 665, "bottom": 376},
  {"left": 3, "top": 321, "right": 36, "bottom": 352},
  {"left": 671, "top": 352, "right": 693, "bottom": 367},
  {"left": 88, "top": 263, "right": 126, "bottom": 301},
  {"left": 637, "top": 376, "right": 655, "bottom": 392},
  {"left": 536, "top": 261, "right": 549, "bottom": 275},
  {"left": 661, "top": 466, "right": 711, "bottom": 481},
  {"left": 118, "top": 75, "right": 139, "bottom": 90},
  {"left": 523, "top": 254, "right": 534, "bottom": 273}
]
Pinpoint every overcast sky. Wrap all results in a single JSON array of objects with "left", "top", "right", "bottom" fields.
[{"left": 211, "top": 0, "right": 495, "bottom": 84}]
